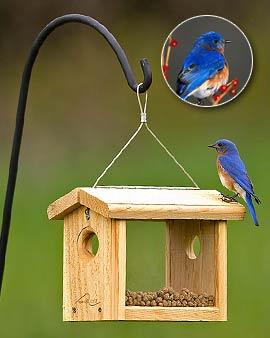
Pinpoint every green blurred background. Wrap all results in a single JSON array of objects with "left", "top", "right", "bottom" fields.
[{"left": 0, "top": 1, "right": 269, "bottom": 337}]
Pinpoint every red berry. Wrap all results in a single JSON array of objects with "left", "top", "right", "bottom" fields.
[
  {"left": 213, "top": 94, "right": 220, "bottom": 101},
  {"left": 230, "top": 88, "right": 236, "bottom": 95},
  {"left": 170, "top": 39, "right": 178, "bottom": 48},
  {"left": 162, "top": 64, "right": 169, "bottom": 79},
  {"left": 232, "top": 79, "right": 238, "bottom": 86},
  {"left": 219, "top": 85, "right": 227, "bottom": 92},
  {"left": 162, "top": 64, "right": 169, "bottom": 72}
]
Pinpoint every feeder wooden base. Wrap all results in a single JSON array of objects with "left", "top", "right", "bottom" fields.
[
  {"left": 125, "top": 306, "right": 224, "bottom": 321},
  {"left": 65, "top": 306, "right": 224, "bottom": 322}
]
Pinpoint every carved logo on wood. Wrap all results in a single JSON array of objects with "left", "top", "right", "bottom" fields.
[{"left": 75, "top": 293, "right": 101, "bottom": 307}]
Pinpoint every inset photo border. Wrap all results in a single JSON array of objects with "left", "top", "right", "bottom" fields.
[{"left": 161, "top": 15, "right": 253, "bottom": 107}]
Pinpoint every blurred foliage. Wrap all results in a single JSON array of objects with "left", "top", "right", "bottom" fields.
[{"left": 0, "top": 1, "right": 269, "bottom": 338}]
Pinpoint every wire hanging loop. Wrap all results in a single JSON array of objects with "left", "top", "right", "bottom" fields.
[
  {"left": 137, "top": 83, "right": 148, "bottom": 123},
  {"left": 136, "top": 83, "right": 199, "bottom": 188},
  {"left": 92, "top": 83, "right": 200, "bottom": 189},
  {"left": 92, "top": 83, "right": 148, "bottom": 188}
]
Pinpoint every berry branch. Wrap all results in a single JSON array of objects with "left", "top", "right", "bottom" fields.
[
  {"left": 211, "top": 79, "right": 239, "bottom": 105},
  {"left": 162, "top": 36, "right": 178, "bottom": 80}
]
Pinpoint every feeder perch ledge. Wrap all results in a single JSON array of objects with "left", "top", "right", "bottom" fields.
[{"left": 47, "top": 186, "right": 245, "bottom": 322}]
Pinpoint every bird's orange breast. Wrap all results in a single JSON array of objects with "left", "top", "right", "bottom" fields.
[
  {"left": 208, "top": 64, "right": 229, "bottom": 87},
  {"left": 196, "top": 64, "right": 229, "bottom": 98},
  {"left": 217, "top": 159, "right": 236, "bottom": 192}
]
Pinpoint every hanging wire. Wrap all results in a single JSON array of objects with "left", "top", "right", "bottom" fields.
[
  {"left": 92, "top": 123, "right": 144, "bottom": 188},
  {"left": 92, "top": 84, "right": 199, "bottom": 188},
  {"left": 144, "top": 124, "right": 199, "bottom": 188}
]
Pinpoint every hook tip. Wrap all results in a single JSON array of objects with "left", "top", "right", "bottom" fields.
[{"left": 138, "top": 58, "right": 152, "bottom": 93}]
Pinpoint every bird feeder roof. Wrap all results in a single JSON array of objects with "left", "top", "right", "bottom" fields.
[{"left": 47, "top": 186, "right": 245, "bottom": 221}]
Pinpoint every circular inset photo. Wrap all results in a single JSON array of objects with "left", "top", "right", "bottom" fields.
[{"left": 161, "top": 15, "right": 253, "bottom": 107}]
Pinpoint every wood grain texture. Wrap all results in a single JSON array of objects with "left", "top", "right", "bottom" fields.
[
  {"left": 215, "top": 221, "right": 227, "bottom": 321},
  {"left": 165, "top": 220, "right": 227, "bottom": 321},
  {"left": 48, "top": 186, "right": 245, "bottom": 221},
  {"left": 48, "top": 188, "right": 109, "bottom": 220},
  {"left": 63, "top": 207, "right": 126, "bottom": 321},
  {"left": 125, "top": 306, "right": 223, "bottom": 321},
  {"left": 112, "top": 220, "right": 126, "bottom": 320},
  {"left": 107, "top": 204, "right": 243, "bottom": 220},
  {"left": 166, "top": 220, "right": 215, "bottom": 295}
]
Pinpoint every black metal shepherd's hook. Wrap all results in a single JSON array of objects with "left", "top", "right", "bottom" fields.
[{"left": 0, "top": 14, "right": 152, "bottom": 295}]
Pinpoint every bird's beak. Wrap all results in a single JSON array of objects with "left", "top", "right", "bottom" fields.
[
  {"left": 225, "top": 40, "right": 232, "bottom": 44},
  {"left": 208, "top": 143, "right": 217, "bottom": 149}
]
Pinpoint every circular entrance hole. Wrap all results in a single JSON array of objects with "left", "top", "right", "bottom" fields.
[
  {"left": 186, "top": 235, "right": 201, "bottom": 259},
  {"left": 81, "top": 230, "right": 99, "bottom": 257},
  {"left": 192, "top": 235, "right": 201, "bottom": 258}
]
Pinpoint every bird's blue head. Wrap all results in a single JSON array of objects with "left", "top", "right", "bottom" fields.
[
  {"left": 194, "top": 31, "right": 231, "bottom": 53},
  {"left": 208, "top": 139, "right": 239, "bottom": 155}
]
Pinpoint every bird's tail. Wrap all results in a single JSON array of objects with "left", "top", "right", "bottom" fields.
[
  {"left": 176, "top": 79, "right": 187, "bottom": 98},
  {"left": 245, "top": 193, "right": 259, "bottom": 226}
]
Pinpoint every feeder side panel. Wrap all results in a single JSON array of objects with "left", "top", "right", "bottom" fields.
[
  {"left": 165, "top": 219, "right": 227, "bottom": 321},
  {"left": 165, "top": 220, "right": 215, "bottom": 295},
  {"left": 62, "top": 207, "right": 122, "bottom": 321}
]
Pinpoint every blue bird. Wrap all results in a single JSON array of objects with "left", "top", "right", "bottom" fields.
[
  {"left": 176, "top": 31, "right": 231, "bottom": 103},
  {"left": 208, "top": 139, "right": 261, "bottom": 226}
]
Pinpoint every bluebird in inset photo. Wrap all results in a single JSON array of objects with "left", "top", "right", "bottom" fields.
[
  {"left": 176, "top": 31, "right": 231, "bottom": 104},
  {"left": 208, "top": 139, "right": 261, "bottom": 226}
]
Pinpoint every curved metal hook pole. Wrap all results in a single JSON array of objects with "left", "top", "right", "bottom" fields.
[{"left": 0, "top": 14, "right": 152, "bottom": 294}]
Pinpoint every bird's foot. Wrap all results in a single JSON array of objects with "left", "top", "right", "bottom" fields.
[{"left": 221, "top": 193, "right": 239, "bottom": 203}]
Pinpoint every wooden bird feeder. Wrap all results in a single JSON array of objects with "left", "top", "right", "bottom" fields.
[{"left": 47, "top": 185, "right": 245, "bottom": 322}]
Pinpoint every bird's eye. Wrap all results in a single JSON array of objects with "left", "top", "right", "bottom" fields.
[
  {"left": 188, "top": 64, "right": 195, "bottom": 71},
  {"left": 217, "top": 143, "right": 222, "bottom": 147},
  {"left": 214, "top": 39, "right": 219, "bottom": 44}
]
